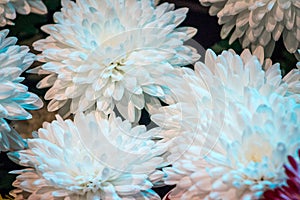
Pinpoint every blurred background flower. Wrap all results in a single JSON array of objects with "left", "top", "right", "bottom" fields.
[
  {"left": 199, "top": 0, "right": 300, "bottom": 57},
  {"left": 0, "top": 0, "right": 47, "bottom": 26}
]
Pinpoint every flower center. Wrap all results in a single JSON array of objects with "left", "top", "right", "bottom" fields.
[
  {"left": 249, "top": 154, "right": 259, "bottom": 162},
  {"left": 86, "top": 180, "right": 102, "bottom": 190},
  {"left": 104, "top": 58, "right": 128, "bottom": 82},
  {"left": 245, "top": 144, "right": 271, "bottom": 163},
  {"left": 80, "top": 178, "right": 105, "bottom": 193},
  {"left": 242, "top": 133, "right": 273, "bottom": 163}
]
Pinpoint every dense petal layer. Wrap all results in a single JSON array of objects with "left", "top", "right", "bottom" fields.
[
  {"left": 199, "top": 0, "right": 300, "bottom": 56},
  {"left": 0, "top": 29, "right": 43, "bottom": 152},
  {"left": 0, "top": 0, "right": 47, "bottom": 26},
  {"left": 32, "top": 0, "right": 200, "bottom": 122},
  {"left": 152, "top": 49, "right": 300, "bottom": 199},
  {"left": 9, "top": 111, "right": 167, "bottom": 199}
]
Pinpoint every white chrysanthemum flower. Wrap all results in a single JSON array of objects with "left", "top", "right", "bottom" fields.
[
  {"left": 32, "top": 0, "right": 199, "bottom": 122},
  {"left": 0, "top": 0, "right": 47, "bottom": 26},
  {"left": 151, "top": 49, "right": 300, "bottom": 199},
  {"left": 152, "top": 48, "right": 300, "bottom": 140},
  {"left": 9, "top": 111, "right": 166, "bottom": 200},
  {"left": 199, "top": 0, "right": 300, "bottom": 56},
  {"left": 0, "top": 29, "right": 43, "bottom": 151}
]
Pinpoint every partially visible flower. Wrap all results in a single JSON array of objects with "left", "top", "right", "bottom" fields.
[
  {"left": 199, "top": 0, "right": 300, "bottom": 56},
  {"left": 151, "top": 49, "right": 300, "bottom": 199},
  {"left": 0, "top": 0, "right": 47, "bottom": 26},
  {"left": 9, "top": 111, "right": 166, "bottom": 200},
  {"left": 0, "top": 29, "right": 43, "bottom": 151},
  {"left": 32, "top": 0, "right": 199, "bottom": 122},
  {"left": 263, "top": 149, "right": 300, "bottom": 200}
]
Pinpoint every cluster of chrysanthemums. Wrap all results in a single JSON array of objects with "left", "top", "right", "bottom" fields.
[{"left": 0, "top": 0, "right": 299, "bottom": 199}]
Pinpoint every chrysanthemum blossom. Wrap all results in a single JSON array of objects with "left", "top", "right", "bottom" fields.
[
  {"left": 9, "top": 111, "right": 166, "bottom": 200},
  {"left": 0, "top": 0, "right": 47, "bottom": 26},
  {"left": 32, "top": 0, "right": 200, "bottom": 122},
  {"left": 151, "top": 49, "right": 300, "bottom": 199},
  {"left": 199, "top": 0, "right": 300, "bottom": 56},
  {"left": 0, "top": 29, "right": 43, "bottom": 151},
  {"left": 152, "top": 48, "right": 300, "bottom": 141}
]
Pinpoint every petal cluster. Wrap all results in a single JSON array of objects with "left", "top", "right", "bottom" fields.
[
  {"left": 0, "top": 0, "right": 47, "bottom": 26},
  {"left": 9, "top": 111, "right": 166, "bottom": 200},
  {"left": 0, "top": 29, "right": 43, "bottom": 151},
  {"left": 32, "top": 0, "right": 199, "bottom": 122},
  {"left": 263, "top": 149, "right": 300, "bottom": 200},
  {"left": 152, "top": 49, "right": 300, "bottom": 199},
  {"left": 199, "top": 0, "right": 300, "bottom": 56},
  {"left": 152, "top": 48, "right": 300, "bottom": 140}
]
